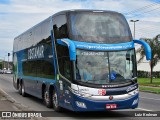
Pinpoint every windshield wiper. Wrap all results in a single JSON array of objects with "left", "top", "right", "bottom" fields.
[
  {"left": 78, "top": 77, "right": 137, "bottom": 84},
  {"left": 78, "top": 80, "right": 91, "bottom": 83},
  {"left": 114, "top": 77, "right": 137, "bottom": 83}
]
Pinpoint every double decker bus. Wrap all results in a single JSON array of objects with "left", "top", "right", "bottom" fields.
[{"left": 13, "top": 10, "right": 151, "bottom": 111}]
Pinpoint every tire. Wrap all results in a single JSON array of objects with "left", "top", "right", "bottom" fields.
[
  {"left": 18, "top": 82, "right": 22, "bottom": 95},
  {"left": 52, "top": 90, "right": 62, "bottom": 112},
  {"left": 21, "top": 81, "right": 26, "bottom": 97},
  {"left": 43, "top": 88, "right": 52, "bottom": 108}
]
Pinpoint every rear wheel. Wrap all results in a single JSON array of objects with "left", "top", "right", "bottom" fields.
[
  {"left": 52, "top": 90, "right": 62, "bottom": 112},
  {"left": 43, "top": 88, "right": 52, "bottom": 108},
  {"left": 18, "top": 82, "right": 22, "bottom": 95},
  {"left": 21, "top": 81, "right": 26, "bottom": 97}
]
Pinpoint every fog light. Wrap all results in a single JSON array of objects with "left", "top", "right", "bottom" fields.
[
  {"left": 132, "top": 98, "right": 138, "bottom": 105},
  {"left": 76, "top": 101, "right": 87, "bottom": 108}
]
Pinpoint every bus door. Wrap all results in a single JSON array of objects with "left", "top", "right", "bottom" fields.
[
  {"left": 56, "top": 44, "right": 73, "bottom": 109},
  {"left": 53, "top": 14, "right": 73, "bottom": 108}
]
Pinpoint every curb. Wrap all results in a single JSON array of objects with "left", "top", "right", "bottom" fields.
[
  {"left": 139, "top": 85, "right": 160, "bottom": 94},
  {"left": 140, "top": 85, "right": 160, "bottom": 88},
  {"left": 139, "top": 90, "right": 160, "bottom": 94},
  {"left": 0, "top": 88, "right": 33, "bottom": 111},
  {"left": 0, "top": 89, "right": 48, "bottom": 120}
]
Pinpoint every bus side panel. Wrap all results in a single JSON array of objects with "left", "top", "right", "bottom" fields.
[
  {"left": 13, "top": 50, "right": 24, "bottom": 89},
  {"left": 13, "top": 49, "right": 39, "bottom": 97},
  {"left": 56, "top": 77, "right": 73, "bottom": 111},
  {"left": 13, "top": 52, "right": 18, "bottom": 89},
  {"left": 21, "top": 42, "right": 55, "bottom": 98},
  {"left": 23, "top": 77, "right": 38, "bottom": 97}
]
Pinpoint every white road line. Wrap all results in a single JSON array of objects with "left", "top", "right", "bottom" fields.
[
  {"left": 140, "top": 97, "right": 160, "bottom": 101},
  {"left": 136, "top": 108, "right": 152, "bottom": 111}
]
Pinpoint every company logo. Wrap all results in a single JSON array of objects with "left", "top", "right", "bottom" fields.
[
  {"left": 109, "top": 96, "right": 113, "bottom": 100},
  {"left": 98, "top": 89, "right": 106, "bottom": 96},
  {"left": 126, "top": 85, "right": 137, "bottom": 92},
  {"left": 28, "top": 45, "right": 44, "bottom": 60},
  {"left": 102, "top": 84, "right": 119, "bottom": 88}
]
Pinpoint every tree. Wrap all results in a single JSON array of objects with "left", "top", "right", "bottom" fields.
[
  {"left": 137, "top": 34, "right": 160, "bottom": 83},
  {"left": 0, "top": 62, "right": 2, "bottom": 69}
]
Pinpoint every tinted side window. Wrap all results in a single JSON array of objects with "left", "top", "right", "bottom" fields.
[
  {"left": 39, "top": 20, "right": 51, "bottom": 45},
  {"left": 33, "top": 25, "right": 41, "bottom": 46},
  {"left": 53, "top": 14, "right": 72, "bottom": 80},
  {"left": 22, "top": 43, "right": 55, "bottom": 79},
  {"left": 23, "top": 60, "right": 54, "bottom": 79},
  {"left": 34, "top": 19, "right": 51, "bottom": 46},
  {"left": 22, "top": 19, "right": 55, "bottom": 79},
  {"left": 56, "top": 45, "right": 72, "bottom": 80},
  {"left": 53, "top": 15, "right": 68, "bottom": 39}
]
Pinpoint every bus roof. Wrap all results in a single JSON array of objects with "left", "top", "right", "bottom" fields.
[
  {"left": 52, "top": 9, "right": 121, "bottom": 16},
  {"left": 14, "top": 9, "right": 122, "bottom": 40}
]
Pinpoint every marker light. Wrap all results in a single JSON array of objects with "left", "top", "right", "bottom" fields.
[{"left": 132, "top": 98, "right": 138, "bottom": 105}]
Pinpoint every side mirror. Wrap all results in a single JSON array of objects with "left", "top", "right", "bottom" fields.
[
  {"left": 57, "top": 39, "right": 76, "bottom": 61},
  {"left": 133, "top": 40, "right": 152, "bottom": 60}
]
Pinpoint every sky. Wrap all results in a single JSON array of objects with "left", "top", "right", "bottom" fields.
[{"left": 0, "top": 0, "right": 160, "bottom": 61}]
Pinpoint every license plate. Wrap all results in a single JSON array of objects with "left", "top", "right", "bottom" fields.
[{"left": 106, "top": 104, "right": 117, "bottom": 109}]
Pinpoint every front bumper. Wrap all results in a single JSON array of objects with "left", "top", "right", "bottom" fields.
[{"left": 71, "top": 93, "right": 139, "bottom": 111}]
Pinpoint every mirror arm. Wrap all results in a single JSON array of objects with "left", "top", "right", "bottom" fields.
[
  {"left": 57, "top": 38, "right": 76, "bottom": 61},
  {"left": 133, "top": 40, "right": 152, "bottom": 60}
]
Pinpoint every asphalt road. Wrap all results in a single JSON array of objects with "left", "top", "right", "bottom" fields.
[{"left": 0, "top": 74, "right": 160, "bottom": 120}]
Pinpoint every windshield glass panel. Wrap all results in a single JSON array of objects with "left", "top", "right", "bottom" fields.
[
  {"left": 75, "top": 49, "right": 136, "bottom": 84},
  {"left": 69, "top": 11, "right": 132, "bottom": 43},
  {"left": 108, "top": 50, "right": 136, "bottom": 83}
]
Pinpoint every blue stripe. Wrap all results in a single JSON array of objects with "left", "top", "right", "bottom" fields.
[
  {"left": 57, "top": 38, "right": 135, "bottom": 61},
  {"left": 58, "top": 38, "right": 134, "bottom": 51},
  {"left": 73, "top": 40, "right": 134, "bottom": 51}
]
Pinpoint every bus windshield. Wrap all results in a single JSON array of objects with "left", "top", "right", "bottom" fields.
[
  {"left": 75, "top": 49, "right": 136, "bottom": 84},
  {"left": 69, "top": 11, "right": 132, "bottom": 43}
]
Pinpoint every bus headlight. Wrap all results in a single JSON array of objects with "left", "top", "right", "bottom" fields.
[
  {"left": 70, "top": 88, "right": 92, "bottom": 98},
  {"left": 80, "top": 93, "right": 92, "bottom": 98},
  {"left": 76, "top": 101, "right": 87, "bottom": 108}
]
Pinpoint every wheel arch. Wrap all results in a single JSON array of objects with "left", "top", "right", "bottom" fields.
[
  {"left": 17, "top": 78, "right": 23, "bottom": 88},
  {"left": 42, "top": 83, "right": 46, "bottom": 99}
]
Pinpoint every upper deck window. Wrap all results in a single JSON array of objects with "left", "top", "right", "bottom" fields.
[
  {"left": 53, "top": 14, "right": 68, "bottom": 39},
  {"left": 69, "top": 11, "right": 132, "bottom": 44}
]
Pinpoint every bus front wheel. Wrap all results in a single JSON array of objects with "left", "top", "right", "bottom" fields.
[{"left": 52, "top": 90, "right": 62, "bottom": 112}]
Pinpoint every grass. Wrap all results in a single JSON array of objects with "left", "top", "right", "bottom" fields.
[
  {"left": 138, "top": 78, "right": 160, "bottom": 94},
  {"left": 139, "top": 86, "right": 160, "bottom": 94},
  {"left": 138, "top": 78, "right": 160, "bottom": 87}
]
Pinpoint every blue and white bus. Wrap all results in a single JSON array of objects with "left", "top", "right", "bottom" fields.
[{"left": 13, "top": 10, "right": 151, "bottom": 111}]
